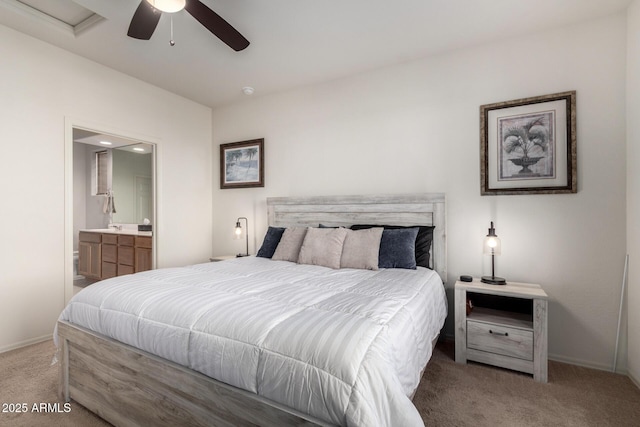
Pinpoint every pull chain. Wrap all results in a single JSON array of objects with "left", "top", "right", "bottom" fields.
[{"left": 170, "top": 15, "right": 175, "bottom": 46}]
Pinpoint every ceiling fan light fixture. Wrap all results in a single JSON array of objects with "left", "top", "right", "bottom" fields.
[
  {"left": 129, "top": 0, "right": 249, "bottom": 50},
  {"left": 145, "top": 0, "right": 186, "bottom": 13}
]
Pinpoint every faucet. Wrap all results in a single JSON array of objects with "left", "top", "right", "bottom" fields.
[{"left": 109, "top": 224, "right": 122, "bottom": 231}]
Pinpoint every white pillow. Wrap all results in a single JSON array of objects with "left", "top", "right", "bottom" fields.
[
  {"left": 340, "top": 227, "right": 384, "bottom": 270},
  {"left": 271, "top": 227, "right": 308, "bottom": 262},
  {"left": 297, "top": 227, "right": 348, "bottom": 269}
]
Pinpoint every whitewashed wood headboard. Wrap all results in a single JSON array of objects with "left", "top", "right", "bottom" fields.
[{"left": 266, "top": 193, "right": 446, "bottom": 281}]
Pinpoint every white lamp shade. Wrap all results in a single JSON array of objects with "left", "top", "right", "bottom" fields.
[
  {"left": 483, "top": 235, "right": 501, "bottom": 256},
  {"left": 145, "top": 0, "right": 186, "bottom": 13}
]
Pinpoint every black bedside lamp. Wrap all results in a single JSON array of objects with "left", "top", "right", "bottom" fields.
[
  {"left": 481, "top": 221, "right": 506, "bottom": 285},
  {"left": 234, "top": 217, "right": 249, "bottom": 257}
]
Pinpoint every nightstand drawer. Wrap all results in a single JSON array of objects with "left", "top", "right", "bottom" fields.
[{"left": 467, "top": 320, "right": 533, "bottom": 360}]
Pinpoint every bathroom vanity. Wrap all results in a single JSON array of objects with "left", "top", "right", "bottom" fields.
[{"left": 78, "top": 229, "right": 152, "bottom": 280}]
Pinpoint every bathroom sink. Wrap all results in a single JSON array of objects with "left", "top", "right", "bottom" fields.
[{"left": 81, "top": 228, "right": 151, "bottom": 236}]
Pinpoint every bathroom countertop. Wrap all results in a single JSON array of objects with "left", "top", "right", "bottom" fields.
[{"left": 80, "top": 228, "right": 153, "bottom": 237}]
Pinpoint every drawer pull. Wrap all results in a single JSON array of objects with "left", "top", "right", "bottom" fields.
[{"left": 489, "top": 330, "right": 508, "bottom": 337}]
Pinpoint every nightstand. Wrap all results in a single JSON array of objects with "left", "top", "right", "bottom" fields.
[
  {"left": 454, "top": 279, "right": 548, "bottom": 382},
  {"left": 209, "top": 255, "right": 238, "bottom": 262}
]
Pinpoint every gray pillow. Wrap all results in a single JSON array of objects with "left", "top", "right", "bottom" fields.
[
  {"left": 271, "top": 227, "right": 308, "bottom": 262},
  {"left": 351, "top": 224, "right": 434, "bottom": 269},
  {"left": 378, "top": 228, "right": 419, "bottom": 269},
  {"left": 340, "top": 228, "right": 383, "bottom": 270},
  {"left": 297, "top": 227, "right": 348, "bottom": 269},
  {"left": 256, "top": 226, "right": 286, "bottom": 258}
]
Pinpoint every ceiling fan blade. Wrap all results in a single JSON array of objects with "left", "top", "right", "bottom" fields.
[
  {"left": 127, "top": 1, "right": 162, "bottom": 40},
  {"left": 185, "top": 0, "right": 250, "bottom": 51}
]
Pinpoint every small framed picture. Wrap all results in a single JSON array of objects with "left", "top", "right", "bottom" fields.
[
  {"left": 480, "top": 91, "right": 576, "bottom": 195},
  {"left": 220, "top": 139, "right": 264, "bottom": 189}
]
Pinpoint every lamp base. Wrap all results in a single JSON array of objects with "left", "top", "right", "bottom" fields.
[
  {"left": 481, "top": 276, "right": 506, "bottom": 285},
  {"left": 236, "top": 253, "right": 249, "bottom": 258}
]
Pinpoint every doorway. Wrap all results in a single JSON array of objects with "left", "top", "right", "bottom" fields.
[{"left": 64, "top": 120, "right": 157, "bottom": 303}]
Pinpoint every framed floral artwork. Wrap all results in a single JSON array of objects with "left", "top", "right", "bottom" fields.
[{"left": 480, "top": 91, "right": 576, "bottom": 195}]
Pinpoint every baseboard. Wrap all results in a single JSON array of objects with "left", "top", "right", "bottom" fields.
[
  {"left": 547, "top": 353, "right": 625, "bottom": 374},
  {"left": 0, "top": 334, "right": 51, "bottom": 354}
]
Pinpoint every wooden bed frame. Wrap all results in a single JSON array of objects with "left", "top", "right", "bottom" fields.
[{"left": 58, "top": 193, "right": 446, "bottom": 427}]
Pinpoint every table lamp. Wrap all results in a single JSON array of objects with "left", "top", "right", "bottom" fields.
[
  {"left": 234, "top": 217, "right": 249, "bottom": 257},
  {"left": 481, "top": 221, "right": 506, "bottom": 285}
]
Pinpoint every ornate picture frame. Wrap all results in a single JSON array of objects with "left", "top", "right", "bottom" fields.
[
  {"left": 480, "top": 91, "right": 576, "bottom": 195},
  {"left": 220, "top": 138, "right": 264, "bottom": 189}
]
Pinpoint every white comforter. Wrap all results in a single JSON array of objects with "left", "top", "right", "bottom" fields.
[{"left": 57, "top": 257, "right": 447, "bottom": 426}]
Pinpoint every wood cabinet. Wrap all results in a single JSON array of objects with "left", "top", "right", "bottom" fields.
[
  {"left": 117, "top": 235, "right": 135, "bottom": 276},
  {"left": 101, "top": 234, "right": 118, "bottom": 279},
  {"left": 135, "top": 236, "right": 152, "bottom": 273},
  {"left": 78, "top": 232, "right": 101, "bottom": 279},
  {"left": 455, "top": 279, "right": 548, "bottom": 382},
  {"left": 78, "top": 231, "right": 152, "bottom": 280}
]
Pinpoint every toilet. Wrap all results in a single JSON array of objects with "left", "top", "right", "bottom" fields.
[{"left": 73, "top": 251, "right": 81, "bottom": 279}]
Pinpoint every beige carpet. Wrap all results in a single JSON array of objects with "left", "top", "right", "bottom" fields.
[
  {"left": 1, "top": 340, "right": 639, "bottom": 426},
  {"left": 0, "top": 340, "right": 108, "bottom": 427},
  {"left": 414, "top": 342, "right": 640, "bottom": 427}
]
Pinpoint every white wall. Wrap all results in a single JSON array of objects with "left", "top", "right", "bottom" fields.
[
  {"left": 0, "top": 24, "right": 213, "bottom": 352},
  {"left": 212, "top": 14, "right": 628, "bottom": 371},
  {"left": 627, "top": 0, "right": 640, "bottom": 385},
  {"left": 72, "top": 143, "right": 88, "bottom": 251}
]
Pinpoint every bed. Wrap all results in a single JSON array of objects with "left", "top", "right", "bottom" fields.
[{"left": 56, "top": 193, "right": 447, "bottom": 426}]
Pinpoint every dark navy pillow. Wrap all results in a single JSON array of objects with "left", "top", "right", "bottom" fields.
[
  {"left": 256, "top": 227, "right": 286, "bottom": 258},
  {"left": 377, "top": 228, "right": 419, "bottom": 269},
  {"left": 351, "top": 224, "right": 434, "bottom": 269}
]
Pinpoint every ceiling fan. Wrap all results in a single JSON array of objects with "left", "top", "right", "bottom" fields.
[{"left": 127, "top": 0, "right": 249, "bottom": 51}]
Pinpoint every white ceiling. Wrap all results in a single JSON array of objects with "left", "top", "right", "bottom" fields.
[{"left": 0, "top": 0, "right": 633, "bottom": 109}]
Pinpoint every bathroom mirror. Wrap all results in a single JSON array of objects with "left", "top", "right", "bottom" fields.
[
  {"left": 111, "top": 147, "right": 153, "bottom": 224},
  {"left": 73, "top": 128, "right": 154, "bottom": 230}
]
